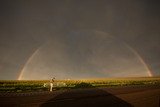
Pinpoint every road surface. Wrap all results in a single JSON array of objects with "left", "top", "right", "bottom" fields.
[{"left": 0, "top": 86, "right": 160, "bottom": 107}]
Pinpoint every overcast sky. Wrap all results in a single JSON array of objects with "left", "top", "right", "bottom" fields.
[{"left": 0, "top": 0, "right": 160, "bottom": 79}]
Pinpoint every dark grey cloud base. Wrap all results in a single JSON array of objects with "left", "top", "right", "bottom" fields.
[{"left": 0, "top": 0, "right": 160, "bottom": 79}]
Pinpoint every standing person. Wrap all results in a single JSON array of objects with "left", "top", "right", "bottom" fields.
[{"left": 50, "top": 77, "right": 55, "bottom": 92}]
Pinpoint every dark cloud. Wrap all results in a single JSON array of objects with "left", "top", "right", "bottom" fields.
[{"left": 0, "top": 0, "right": 160, "bottom": 79}]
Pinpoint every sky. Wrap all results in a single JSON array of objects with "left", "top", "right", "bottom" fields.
[{"left": 0, "top": 0, "right": 160, "bottom": 80}]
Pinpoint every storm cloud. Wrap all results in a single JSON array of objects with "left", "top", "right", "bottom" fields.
[{"left": 0, "top": 0, "right": 160, "bottom": 79}]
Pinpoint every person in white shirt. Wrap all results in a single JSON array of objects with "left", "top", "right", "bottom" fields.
[{"left": 50, "top": 77, "right": 55, "bottom": 92}]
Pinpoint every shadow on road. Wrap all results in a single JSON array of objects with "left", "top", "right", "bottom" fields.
[{"left": 41, "top": 88, "right": 133, "bottom": 107}]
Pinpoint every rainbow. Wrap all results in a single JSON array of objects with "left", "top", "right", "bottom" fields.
[
  {"left": 18, "top": 47, "right": 42, "bottom": 80},
  {"left": 18, "top": 31, "right": 153, "bottom": 80},
  {"left": 123, "top": 43, "right": 152, "bottom": 77}
]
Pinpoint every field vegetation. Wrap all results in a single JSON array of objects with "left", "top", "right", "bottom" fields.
[{"left": 0, "top": 77, "right": 160, "bottom": 93}]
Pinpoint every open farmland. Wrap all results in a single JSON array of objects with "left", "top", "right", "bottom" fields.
[{"left": 0, "top": 77, "right": 160, "bottom": 93}]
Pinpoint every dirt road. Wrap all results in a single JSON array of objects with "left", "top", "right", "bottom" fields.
[{"left": 0, "top": 86, "right": 160, "bottom": 107}]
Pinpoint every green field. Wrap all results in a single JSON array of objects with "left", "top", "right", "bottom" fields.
[{"left": 0, "top": 77, "right": 160, "bottom": 93}]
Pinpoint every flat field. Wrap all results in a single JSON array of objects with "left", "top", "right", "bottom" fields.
[{"left": 0, "top": 77, "right": 160, "bottom": 92}]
